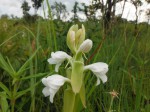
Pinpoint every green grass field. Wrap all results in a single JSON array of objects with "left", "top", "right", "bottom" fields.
[{"left": 0, "top": 17, "right": 150, "bottom": 112}]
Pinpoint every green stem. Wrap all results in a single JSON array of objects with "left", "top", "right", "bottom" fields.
[
  {"left": 75, "top": 52, "right": 82, "bottom": 61},
  {"left": 63, "top": 89, "right": 76, "bottom": 112},
  {"left": 11, "top": 81, "right": 17, "bottom": 112},
  {"left": 71, "top": 61, "right": 84, "bottom": 93},
  {"left": 108, "top": 97, "right": 114, "bottom": 112}
]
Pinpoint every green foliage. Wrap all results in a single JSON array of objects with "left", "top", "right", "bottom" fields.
[{"left": 0, "top": 17, "right": 150, "bottom": 112}]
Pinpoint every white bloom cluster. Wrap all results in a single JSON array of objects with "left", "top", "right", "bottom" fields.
[{"left": 42, "top": 25, "right": 109, "bottom": 103}]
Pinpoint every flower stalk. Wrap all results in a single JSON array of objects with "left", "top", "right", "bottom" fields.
[
  {"left": 11, "top": 81, "right": 18, "bottom": 112},
  {"left": 108, "top": 96, "right": 114, "bottom": 112},
  {"left": 108, "top": 90, "right": 119, "bottom": 112}
]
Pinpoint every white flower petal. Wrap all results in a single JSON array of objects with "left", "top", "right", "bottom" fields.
[
  {"left": 55, "top": 63, "right": 61, "bottom": 72},
  {"left": 98, "top": 74, "right": 107, "bottom": 83},
  {"left": 96, "top": 78, "right": 100, "bottom": 86},
  {"left": 48, "top": 51, "right": 72, "bottom": 72},
  {"left": 46, "top": 75, "right": 70, "bottom": 86},
  {"left": 84, "top": 62, "right": 108, "bottom": 85},
  {"left": 47, "top": 58, "right": 58, "bottom": 64},
  {"left": 49, "top": 87, "right": 59, "bottom": 94},
  {"left": 42, "top": 87, "right": 50, "bottom": 97},
  {"left": 49, "top": 92, "right": 55, "bottom": 103},
  {"left": 42, "top": 74, "right": 70, "bottom": 103},
  {"left": 51, "top": 52, "right": 55, "bottom": 58},
  {"left": 52, "top": 51, "right": 68, "bottom": 60},
  {"left": 84, "top": 62, "right": 108, "bottom": 73},
  {"left": 49, "top": 87, "right": 60, "bottom": 103},
  {"left": 42, "top": 78, "right": 48, "bottom": 87}
]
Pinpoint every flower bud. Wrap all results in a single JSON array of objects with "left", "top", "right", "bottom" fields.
[
  {"left": 81, "top": 24, "right": 85, "bottom": 41},
  {"left": 70, "top": 31, "right": 75, "bottom": 42},
  {"left": 67, "top": 25, "right": 78, "bottom": 54},
  {"left": 67, "top": 24, "right": 86, "bottom": 54},
  {"left": 79, "top": 39, "right": 93, "bottom": 53},
  {"left": 75, "top": 25, "right": 85, "bottom": 49}
]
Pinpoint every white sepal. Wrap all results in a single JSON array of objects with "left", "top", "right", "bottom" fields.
[
  {"left": 84, "top": 62, "right": 108, "bottom": 85},
  {"left": 47, "top": 51, "right": 72, "bottom": 72}
]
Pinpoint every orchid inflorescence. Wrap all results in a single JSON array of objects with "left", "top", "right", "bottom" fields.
[{"left": 42, "top": 24, "right": 109, "bottom": 108}]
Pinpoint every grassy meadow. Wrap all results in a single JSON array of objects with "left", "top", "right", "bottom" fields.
[{"left": 0, "top": 16, "right": 150, "bottom": 112}]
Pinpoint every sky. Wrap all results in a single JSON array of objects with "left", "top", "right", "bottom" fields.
[{"left": 0, "top": 0, "right": 149, "bottom": 23}]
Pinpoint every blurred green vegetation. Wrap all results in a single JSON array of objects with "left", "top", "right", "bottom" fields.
[{"left": 0, "top": 17, "right": 150, "bottom": 112}]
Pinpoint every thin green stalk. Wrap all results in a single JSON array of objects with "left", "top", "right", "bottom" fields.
[
  {"left": 135, "top": 64, "right": 144, "bottom": 111},
  {"left": 108, "top": 97, "right": 114, "bottom": 112},
  {"left": 29, "top": 21, "right": 40, "bottom": 111},
  {"left": 27, "top": 31, "right": 34, "bottom": 112},
  {"left": 118, "top": 35, "right": 137, "bottom": 111},
  {"left": 46, "top": 0, "right": 57, "bottom": 51},
  {"left": 11, "top": 82, "right": 18, "bottom": 112},
  {"left": 42, "top": 3, "right": 51, "bottom": 54},
  {"left": 0, "top": 32, "right": 22, "bottom": 47}
]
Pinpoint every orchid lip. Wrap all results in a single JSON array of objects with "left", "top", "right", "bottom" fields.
[
  {"left": 84, "top": 62, "right": 108, "bottom": 85},
  {"left": 42, "top": 74, "right": 70, "bottom": 103}
]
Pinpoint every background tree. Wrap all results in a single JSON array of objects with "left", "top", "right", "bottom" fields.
[
  {"left": 0, "top": 14, "right": 9, "bottom": 19},
  {"left": 51, "top": 2, "right": 68, "bottom": 21},
  {"left": 21, "top": 1, "right": 31, "bottom": 21},
  {"left": 79, "top": 3, "right": 96, "bottom": 21},
  {"left": 146, "top": 9, "right": 150, "bottom": 29},
  {"left": 31, "top": 0, "right": 43, "bottom": 14},
  {"left": 21, "top": 1, "right": 30, "bottom": 15},
  {"left": 89, "top": 0, "right": 123, "bottom": 31},
  {"left": 146, "top": 9, "right": 150, "bottom": 22},
  {"left": 130, "top": 0, "right": 142, "bottom": 31},
  {"left": 145, "top": 0, "right": 150, "bottom": 3},
  {"left": 79, "top": 3, "right": 89, "bottom": 20},
  {"left": 145, "top": 0, "right": 150, "bottom": 24},
  {"left": 72, "top": 2, "right": 80, "bottom": 22}
]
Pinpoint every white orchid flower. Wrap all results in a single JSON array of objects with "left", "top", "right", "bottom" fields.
[
  {"left": 42, "top": 74, "right": 70, "bottom": 103},
  {"left": 84, "top": 62, "right": 108, "bottom": 86},
  {"left": 47, "top": 51, "right": 72, "bottom": 72}
]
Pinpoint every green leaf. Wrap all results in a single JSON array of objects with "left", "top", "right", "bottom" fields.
[
  {"left": 66, "top": 67, "right": 72, "bottom": 79},
  {"left": 0, "top": 92, "right": 10, "bottom": 99},
  {"left": 144, "top": 59, "right": 149, "bottom": 64},
  {"left": 79, "top": 83, "right": 86, "bottom": 108},
  {"left": 17, "top": 47, "right": 40, "bottom": 76},
  {"left": 6, "top": 57, "right": 16, "bottom": 74},
  {"left": 15, "top": 81, "right": 40, "bottom": 99},
  {"left": 0, "top": 92, "right": 10, "bottom": 112},
  {"left": 23, "top": 26, "right": 35, "bottom": 39},
  {"left": 0, "top": 54, "right": 15, "bottom": 78},
  {"left": 0, "top": 32, "right": 22, "bottom": 47},
  {"left": 63, "top": 89, "right": 75, "bottom": 112},
  {"left": 0, "top": 82, "right": 11, "bottom": 97},
  {"left": 20, "top": 73, "right": 48, "bottom": 80}
]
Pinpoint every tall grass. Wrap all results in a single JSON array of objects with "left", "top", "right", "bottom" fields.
[{"left": 0, "top": 6, "right": 150, "bottom": 112}]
